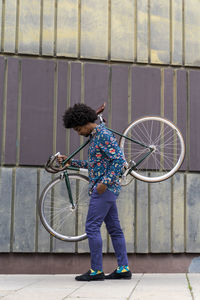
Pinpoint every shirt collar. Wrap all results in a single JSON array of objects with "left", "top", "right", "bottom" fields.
[{"left": 90, "top": 123, "right": 104, "bottom": 138}]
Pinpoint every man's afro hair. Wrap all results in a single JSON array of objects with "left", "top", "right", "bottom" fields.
[{"left": 63, "top": 103, "right": 98, "bottom": 128}]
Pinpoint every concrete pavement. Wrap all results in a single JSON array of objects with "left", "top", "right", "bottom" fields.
[{"left": 0, "top": 273, "right": 199, "bottom": 300}]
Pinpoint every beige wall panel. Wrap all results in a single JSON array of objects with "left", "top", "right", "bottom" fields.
[
  {"left": 150, "top": 0, "right": 170, "bottom": 64},
  {"left": 57, "top": 0, "right": 78, "bottom": 57},
  {"left": 4, "top": 0, "right": 17, "bottom": 53},
  {"left": 136, "top": 180, "right": 149, "bottom": 253},
  {"left": 185, "top": 1, "right": 200, "bottom": 66},
  {"left": 171, "top": 0, "right": 182, "bottom": 65},
  {"left": 111, "top": 0, "right": 135, "bottom": 61},
  {"left": 150, "top": 176, "right": 171, "bottom": 253},
  {"left": 18, "top": 0, "right": 40, "bottom": 54},
  {"left": 42, "top": 0, "right": 55, "bottom": 56},
  {"left": 172, "top": 173, "right": 185, "bottom": 252},
  {"left": 137, "top": 0, "right": 148, "bottom": 63},
  {"left": 81, "top": 0, "right": 108, "bottom": 59}
]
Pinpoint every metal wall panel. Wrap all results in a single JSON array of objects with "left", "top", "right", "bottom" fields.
[
  {"left": 18, "top": 0, "right": 40, "bottom": 54},
  {"left": 4, "top": 58, "right": 19, "bottom": 165},
  {"left": 185, "top": 0, "right": 200, "bottom": 66},
  {"left": 150, "top": 0, "right": 170, "bottom": 64},
  {"left": 132, "top": 66, "right": 161, "bottom": 119},
  {"left": 81, "top": 0, "right": 108, "bottom": 59},
  {"left": 0, "top": 57, "right": 5, "bottom": 164},
  {"left": 42, "top": 0, "right": 55, "bottom": 56},
  {"left": 189, "top": 70, "right": 200, "bottom": 171},
  {"left": 57, "top": 0, "right": 78, "bottom": 57},
  {"left": 171, "top": 0, "right": 183, "bottom": 65},
  {"left": 20, "top": 59, "right": 55, "bottom": 165},
  {"left": 137, "top": 0, "right": 148, "bottom": 63},
  {"left": 111, "top": 0, "right": 135, "bottom": 61},
  {"left": 4, "top": 0, "right": 17, "bottom": 53},
  {"left": 56, "top": 61, "right": 68, "bottom": 155}
]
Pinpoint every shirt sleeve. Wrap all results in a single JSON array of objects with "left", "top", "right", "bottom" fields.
[
  {"left": 71, "top": 159, "right": 88, "bottom": 169},
  {"left": 98, "top": 131, "right": 126, "bottom": 186}
]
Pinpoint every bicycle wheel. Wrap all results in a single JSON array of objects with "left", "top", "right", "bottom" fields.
[
  {"left": 119, "top": 116, "right": 185, "bottom": 183},
  {"left": 38, "top": 173, "right": 89, "bottom": 242}
]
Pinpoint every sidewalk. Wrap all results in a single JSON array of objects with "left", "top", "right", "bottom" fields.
[{"left": 0, "top": 273, "right": 199, "bottom": 300}]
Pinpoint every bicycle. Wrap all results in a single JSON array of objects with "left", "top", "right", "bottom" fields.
[{"left": 38, "top": 103, "right": 185, "bottom": 242}]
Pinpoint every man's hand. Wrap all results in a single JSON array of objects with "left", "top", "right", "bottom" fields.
[
  {"left": 57, "top": 155, "right": 71, "bottom": 167},
  {"left": 96, "top": 183, "right": 107, "bottom": 195}
]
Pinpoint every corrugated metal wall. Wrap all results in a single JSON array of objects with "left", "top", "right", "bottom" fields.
[{"left": 1, "top": 0, "right": 200, "bottom": 254}]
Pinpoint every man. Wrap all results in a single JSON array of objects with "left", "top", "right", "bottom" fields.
[{"left": 59, "top": 103, "right": 131, "bottom": 281}]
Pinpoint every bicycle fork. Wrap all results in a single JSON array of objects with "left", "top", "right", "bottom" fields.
[{"left": 63, "top": 171, "right": 76, "bottom": 209}]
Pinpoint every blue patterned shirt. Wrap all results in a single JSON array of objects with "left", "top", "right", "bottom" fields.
[{"left": 71, "top": 123, "right": 126, "bottom": 196}]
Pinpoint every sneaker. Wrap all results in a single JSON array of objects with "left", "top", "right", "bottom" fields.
[
  {"left": 75, "top": 269, "right": 105, "bottom": 281},
  {"left": 105, "top": 266, "right": 132, "bottom": 280}
]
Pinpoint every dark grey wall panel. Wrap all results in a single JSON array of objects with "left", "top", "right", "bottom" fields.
[
  {"left": 189, "top": 70, "right": 200, "bottom": 171},
  {"left": 56, "top": 61, "right": 68, "bottom": 155},
  {"left": 4, "top": 58, "right": 19, "bottom": 165},
  {"left": 84, "top": 63, "right": 109, "bottom": 159},
  {"left": 111, "top": 65, "right": 129, "bottom": 136},
  {"left": 20, "top": 59, "right": 55, "bottom": 165},
  {"left": 84, "top": 63, "right": 109, "bottom": 117},
  {"left": 0, "top": 57, "right": 5, "bottom": 163},
  {"left": 132, "top": 66, "right": 161, "bottom": 120},
  {"left": 177, "top": 70, "right": 187, "bottom": 170},
  {"left": 69, "top": 62, "right": 82, "bottom": 158},
  {"left": 164, "top": 69, "right": 173, "bottom": 121}
]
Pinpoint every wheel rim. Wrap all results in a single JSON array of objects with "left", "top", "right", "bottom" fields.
[
  {"left": 39, "top": 174, "right": 89, "bottom": 242},
  {"left": 120, "top": 117, "right": 185, "bottom": 182}
]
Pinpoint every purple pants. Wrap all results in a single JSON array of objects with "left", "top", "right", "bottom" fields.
[{"left": 85, "top": 187, "right": 128, "bottom": 270}]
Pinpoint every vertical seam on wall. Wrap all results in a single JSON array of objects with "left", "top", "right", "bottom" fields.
[
  {"left": 184, "top": 172, "right": 187, "bottom": 252},
  {"left": 53, "top": 62, "right": 58, "bottom": 154},
  {"left": 182, "top": 0, "right": 185, "bottom": 65},
  {"left": 16, "top": 59, "right": 22, "bottom": 166},
  {"left": 134, "top": 179, "right": 137, "bottom": 253},
  {"left": 10, "top": 167, "right": 16, "bottom": 252},
  {"left": 15, "top": 0, "right": 20, "bottom": 53},
  {"left": 39, "top": 0, "right": 44, "bottom": 56},
  {"left": 78, "top": 0, "right": 81, "bottom": 58},
  {"left": 35, "top": 168, "right": 40, "bottom": 252},
  {"left": 147, "top": 0, "right": 151, "bottom": 63},
  {"left": 169, "top": 0, "right": 173, "bottom": 64},
  {"left": 148, "top": 182, "right": 151, "bottom": 253},
  {"left": 80, "top": 62, "right": 85, "bottom": 158},
  {"left": 171, "top": 176, "right": 174, "bottom": 252},
  {"left": 186, "top": 70, "right": 190, "bottom": 171},
  {"left": 1, "top": 58, "right": 7, "bottom": 165},
  {"left": 134, "top": 0, "right": 137, "bottom": 62},
  {"left": 108, "top": 0, "right": 111, "bottom": 61},
  {"left": 54, "top": 0, "right": 57, "bottom": 57},
  {"left": 0, "top": 0, "right": 5, "bottom": 52},
  {"left": 173, "top": 70, "right": 177, "bottom": 125},
  {"left": 66, "top": 62, "right": 71, "bottom": 155},
  {"left": 160, "top": 68, "right": 164, "bottom": 117}
]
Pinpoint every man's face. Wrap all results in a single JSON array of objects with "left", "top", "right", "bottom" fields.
[{"left": 73, "top": 124, "right": 92, "bottom": 137}]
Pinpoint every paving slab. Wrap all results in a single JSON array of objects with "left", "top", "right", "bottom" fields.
[
  {"left": 187, "top": 273, "right": 200, "bottom": 300},
  {"left": 130, "top": 274, "right": 192, "bottom": 300}
]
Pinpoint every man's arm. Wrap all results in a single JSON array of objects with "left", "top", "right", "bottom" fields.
[{"left": 57, "top": 155, "right": 88, "bottom": 169}]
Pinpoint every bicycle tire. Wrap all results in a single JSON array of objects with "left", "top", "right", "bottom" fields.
[
  {"left": 38, "top": 173, "right": 89, "bottom": 242},
  {"left": 119, "top": 116, "right": 185, "bottom": 183}
]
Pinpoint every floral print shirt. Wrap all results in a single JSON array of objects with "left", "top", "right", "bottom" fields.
[{"left": 71, "top": 123, "right": 126, "bottom": 196}]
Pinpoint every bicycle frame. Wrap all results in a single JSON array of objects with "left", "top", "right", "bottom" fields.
[{"left": 61, "top": 125, "right": 153, "bottom": 208}]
